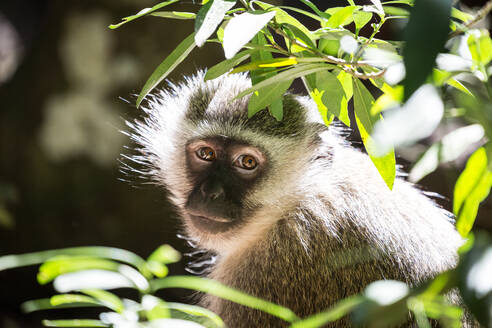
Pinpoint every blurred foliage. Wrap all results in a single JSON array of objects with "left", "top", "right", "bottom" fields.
[{"left": 1, "top": 0, "right": 492, "bottom": 327}]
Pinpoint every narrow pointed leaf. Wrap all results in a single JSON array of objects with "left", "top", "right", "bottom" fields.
[
  {"left": 223, "top": 11, "right": 276, "bottom": 58},
  {"left": 454, "top": 148, "right": 492, "bottom": 237},
  {"left": 21, "top": 298, "right": 102, "bottom": 313},
  {"left": 205, "top": 50, "right": 254, "bottom": 80},
  {"left": 82, "top": 290, "right": 125, "bottom": 313},
  {"left": 353, "top": 79, "right": 396, "bottom": 189},
  {"left": 137, "top": 33, "right": 196, "bottom": 108},
  {"left": 109, "top": 0, "right": 179, "bottom": 29},
  {"left": 167, "top": 302, "right": 225, "bottom": 327},
  {"left": 195, "top": 0, "right": 236, "bottom": 47},
  {"left": 42, "top": 320, "right": 108, "bottom": 327},
  {"left": 151, "top": 11, "right": 196, "bottom": 20}
]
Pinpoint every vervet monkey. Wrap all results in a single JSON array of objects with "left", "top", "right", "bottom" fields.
[{"left": 128, "top": 71, "right": 467, "bottom": 327}]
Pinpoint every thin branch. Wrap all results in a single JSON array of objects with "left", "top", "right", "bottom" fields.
[{"left": 449, "top": 0, "right": 492, "bottom": 38}]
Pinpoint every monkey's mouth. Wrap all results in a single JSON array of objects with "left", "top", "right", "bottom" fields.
[{"left": 185, "top": 211, "right": 236, "bottom": 233}]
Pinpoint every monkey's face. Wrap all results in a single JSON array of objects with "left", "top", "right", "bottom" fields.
[{"left": 183, "top": 136, "right": 267, "bottom": 234}]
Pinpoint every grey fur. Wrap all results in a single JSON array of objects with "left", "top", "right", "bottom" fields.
[{"left": 128, "top": 71, "right": 471, "bottom": 327}]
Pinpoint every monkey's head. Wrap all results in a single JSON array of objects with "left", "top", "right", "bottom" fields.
[{"left": 129, "top": 71, "right": 338, "bottom": 253}]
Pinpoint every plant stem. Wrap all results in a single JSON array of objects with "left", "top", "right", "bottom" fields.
[{"left": 449, "top": 0, "right": 492, "bottom": 38}]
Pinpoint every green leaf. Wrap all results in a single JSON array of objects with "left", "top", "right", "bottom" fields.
[
  {"left": 451, "top": 8, "right": 473, "bottom": 22},
  {"left": 109, "top": 0, "right": 180, "bottom": 29},
  {"left": 467, "top": 29, "right": 492, "bottom": 66},
  {"left": 382, "top": 6, "right": 410, "bottom": 16},
  {"left": 248, "top": 80, "right": 292, "bottom": 118},
  {"left": 297, "top": 0, "right": 331, "bottom": 20},
  {"left": 236, "top": 63, "right": 334, "bottom": 99},
  {"left": 0, "top": 246, "right": 150, "bottom": 277},
  {"left": 290, "top": 297, "right": 363, "bottom": 328},
  {"left": 205, "top": 50, "right": 253, "bottom": 80},
  {"left": 21, "top": 298, "right": 102, "bottom": 313},
  {"left": 195, "top": 0, "right": 236, "bottom": 47},
  {"left": 353, "top": 11, "right": 373, "bottom": 32},
  {"left": 137, "top": 32, "right": 196, "bottom": 108},
  {"left": 324, "top": 6, "right": 357, "bottom": 29},
  {"left": 223, "top": 11, "right": 276, "bottom": 58},
  {"left": 454, "top": 148, "right": 492, "bottom": 237},
  {"left": 50, "top": 294, "right": 100, "bottom": 307},
  {"left": 151, "top": 276, "right": 299, "bottom": 323},
  {"left": 402, "top": 0, "right": 452, "bottom": 100},
  {"left": 82, "top": 289, "right": 125, "bottom": 313},
  {"left": 335, "top": 70, "right": 352, "bottom": 126},
  {"left": 148, "top": 244, "right": 181, "bottom": 264},
  {"left": 151, "top": 11, "right": 196, "bottom": 20},
  {"left": 353, "top": 79, "right": 396, "bottom": 189},
  {"left": 254, "top": 1, "right": 312, "bottom": 37},
  {"left": 314, "top": 71, "right": 346, "bottom": 124},
  {"left": 231, "top": 57, "right": 298, "bottom": 73},
  {"left": 42, "top": 320, "right": 108, "bottom": 327},
  {"left": 283, "top": 23, "right": 315, "bottom": 49},
  {"left": 277, "top": 6, "right": 324, "bottom": 22},
  {"left": 37, "top": 256, "right": 119, "bottom": 284},
  {"left": 167, "top": 302, "right": 225, "bottom": 327}
]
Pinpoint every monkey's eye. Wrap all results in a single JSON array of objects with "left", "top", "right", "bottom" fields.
[
  {"left": 196, "top": 147, "right": 216, "bottom": 161},
  {"left": 234, "top": 155, "right": 258, "bottom": 170}
]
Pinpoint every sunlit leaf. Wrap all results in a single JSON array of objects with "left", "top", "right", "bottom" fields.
[
  {"left": 166, "top": 302, "right": 225, "bottom": 327},
  {"left": 235, "top": 63, "right": 333, "bottom": 99},
  {"left": 148, "top": 319, "right": 206, "bottom": 328},
  {"left": 353, "top": 79, "right": 396, "bottom": 189},
  {"left": 223, "top": 11, "right": 275, "bottom": 58},
  {"left": 82, "top": 290, "right": 125, "bottom": 313},
  {"left": 335, "top": 69, "right": 352, "bottom": 126},
  {"left": 324, "top": 6, "right": 357, "bottom": 29},
  {"left": 353, "top": 11, "right": 373, "bottom": 32},
  {"left": 0, "top": 246, "right": 150, "bottom": 277},
  {"left": 454, "top": 148, "right": 492, "bottom": 237},
  {"left": 283, "top": 23, "right": 316, "bottom": 49},
  {"left": 254, "top": 1, "right": 312, "bottom": 37},
  {"left": 21, "top": 298, "right": 102, "bottom": 313},
  {"left": 151, "top": 276, "right": 299, "bottom": 323},
  {"left": 53, "top": 270, "right": 135, "bottom": 293},
  {"left": 467, "top": 29, "right": 492, "bottom": 66},
  {"left": 137, "top": 32, "right": 196, "bottom": 108},
  {"left": 248, "top": 80, "right": 292, "bottom": 119},
  {"left": 314, "top": 71, "right": 345, "bottom": 124},
  {"left": 109, "top": 0, "right": 180, "bottom": 29},
  {"left": 369, "top": 0, "right": 385, "bottom": 15},
  {"left": 195, "top": 0, "right": 236, "bottom": 47},
  {"left": 290, "top": 297, "right": 364, "bottom": 328},
  {"left": 151, "top": 11, "right": 196, "bottom": 20},
  {"left": 451, "top": 8, "right": 473, "bottom": 22},
  {"left": 232, "top": 57, "right": 297, "bottom": 73},
  {"left": 382, "top": 6, "right": 409, "bottom": 16},
  {"left": 42, "top": 319, "right": 108, "bottom": 327},
  {"left": 402, "top": 0, "right": 452, "bottom": 100},
  {"left": 409, "top": 124, "right": 484, "bottom": 182},
  {"left": 205, "top": 50, "right": 253, "bottom": 80},
  {"left": 297, "top": 0, "right": 331, "bottom": 20}
]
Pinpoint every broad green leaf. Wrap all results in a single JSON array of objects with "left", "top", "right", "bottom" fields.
[
  {"left": 290, "top": 297, "right": 364, "bottom": 328},
  {"left": 370, "top": 84, "right": 402, "bottom": 115},
  {"left": 37, "top": 256, "right": 119, "bottom": 284},
  {"left": 310, "top": 89, "right": 333, "bottom": 126},
  {"left": 205, "top": 50, "right": 253, "bottom": 80},
  {"left": 109, "top": 0, "right": 180, "bottom": 29},
  {"left": 223, "top": 11, "right": 275, "bottom": 58},
  {"left": 409, "top": 124, "right": 485, "bottom": 182},
  {"left": 353, "top": 79, "right": 396, "bottom": 189},
  {"left": 277, "top": 6, "right": 324, "bottom": 22},
  {"left": 353, "top": 11, "right": 373, "bottom": 32},
  {"left": 0, "top": 246, "right": 150, "bottom": 277},
  {"left": 314, "top": 71, "right": 346, "bottom": 124},
  {"left": 42, "top": 320, "right": 108, "bottom": 327},
  {"left": 82, "top": 289, "right": 125, "bottom": 313},
  {"left": 454, "top": 148, "right": 492, "bottom": 237},
  {"left": 402, "top": 0, "right": 452, "bottom": 100},
  {"left": 324, "top": 6, "right": 357, "bottom": 29},
  {"left": 151, "top": 276, "right": 299, "bottom": 323},
  {"left": 167, "top": 302, "right": 225, "bottom": 327},
  {"left": 335, "top": 69, "right": 352, "bottom": 126},
  {"left": 151, "top": 11, "right": 196, "bottom": 20},
  {"left": 467, "top": 29, "right": 492, "bottom": 65},
  {"left": 248, "top": 80, "right": 292, "bottom": 118},
  {"left": 195, "top": 0, "right": 236, "bottom": 47},
  {"left": 236, "top": 63, "right": 333, "bottom": 99},
  {"left": 137, "top": 32, "right": 196, "bottom": 108}
]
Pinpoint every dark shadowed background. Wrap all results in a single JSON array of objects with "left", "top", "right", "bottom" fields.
[{"left": 0, "top": 1, "right": 490, "bottom": 327}]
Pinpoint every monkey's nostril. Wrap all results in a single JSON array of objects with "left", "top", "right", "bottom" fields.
[{"left": 200, "top": 181, "right": 225, "bottom": 200}]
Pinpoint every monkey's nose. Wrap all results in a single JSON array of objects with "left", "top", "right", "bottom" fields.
[{"left": 200, "top": 181, "right": 225, "bottom": 201}]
